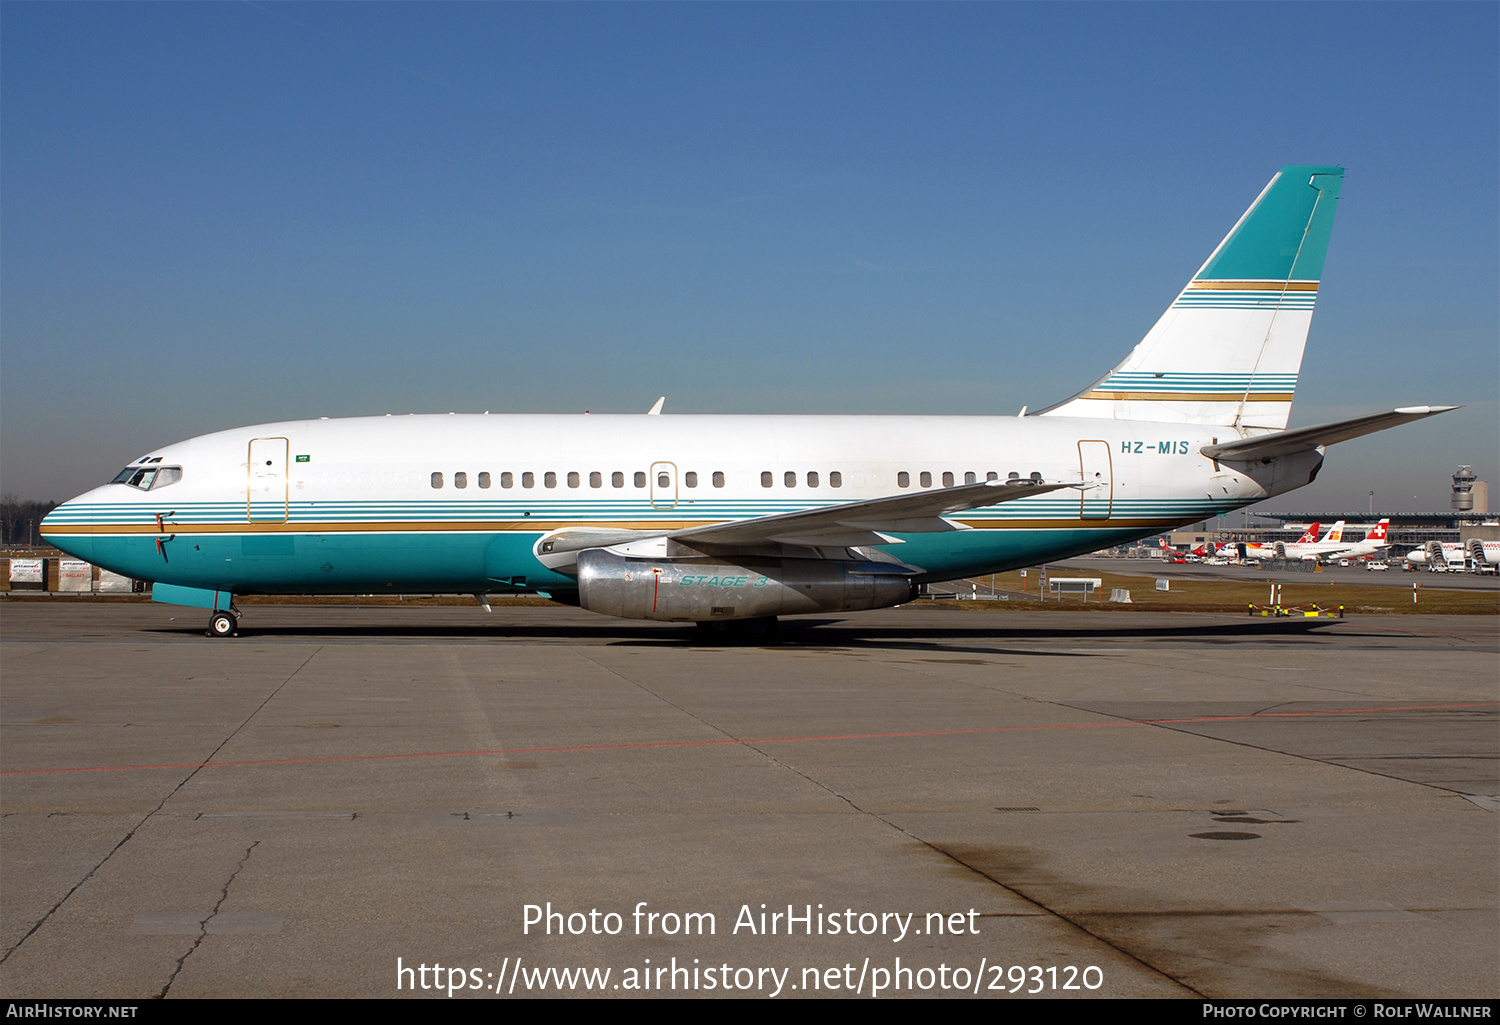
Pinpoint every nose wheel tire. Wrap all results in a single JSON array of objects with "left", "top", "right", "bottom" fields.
[{"left": 209, "top": 611, "right": 238, "bottom": 638}]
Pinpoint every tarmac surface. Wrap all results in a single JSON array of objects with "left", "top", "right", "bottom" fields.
[{"left": 1, "top": 602, "right": 1496, "bottom": 999}]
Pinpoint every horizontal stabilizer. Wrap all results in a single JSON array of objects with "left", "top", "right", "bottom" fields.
[{"left": 1200, "top": 406, "right": 1459, "bottom": 462}]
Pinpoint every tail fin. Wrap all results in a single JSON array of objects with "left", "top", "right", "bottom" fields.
[
  {"left": 1040, "top": 165, "right": 1343, "bottom": 429},
  {"left": 1322, "top": 521, "right": 1345, "bottom": 543},
  {"left": 1296, "top": 523, "right": 1321, "bottom": 544},
  {"left": 1368, "top": 518, "right": 1389, "bottom": 542}
]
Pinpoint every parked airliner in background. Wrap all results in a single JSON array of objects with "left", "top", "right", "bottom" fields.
[
  {"left": 1317, "top": 519, "right": 1391, "bottom": 563},
  {"left": 1406, "top": 540, "right": 1499, "bottom": 573},
  {"left": 1274, "top": 520, "right": 1351, "bottom": 561},
  {"left": 42, "top": 165, "right": 1456, "bottom": 636},
  {"left": 1259, "top": 522, "right": 1321, "bottom": 561}
]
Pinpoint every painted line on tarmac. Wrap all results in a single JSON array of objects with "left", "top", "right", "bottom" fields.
[{"left": 4, "top": 701, "right": 1495, "bottom": 776}]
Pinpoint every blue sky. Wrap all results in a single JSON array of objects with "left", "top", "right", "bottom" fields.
[{"left": 3, "top": 2, "right": 1496, "bottom": 513}]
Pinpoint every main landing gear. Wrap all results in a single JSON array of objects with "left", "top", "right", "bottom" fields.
[
  {"left": 693, "top": 616, "right": 779, "bottom": 645},
  {"left": 208, "top": 608, "right": 241, "bottom": 638}
]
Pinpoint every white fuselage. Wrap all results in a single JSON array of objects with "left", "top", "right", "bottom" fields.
[{"left": 42, "top": 412, "right": 1290, "bottom": 606}]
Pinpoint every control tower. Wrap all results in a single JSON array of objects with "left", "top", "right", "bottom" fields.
[{"left": 1451, "top": 465, "right": 1477, "bottom": 512}]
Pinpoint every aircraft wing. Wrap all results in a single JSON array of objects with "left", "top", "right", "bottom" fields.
[
  {"left": 1199, "top": 406, "right": 1458, "bottom": 463},
  {"left": 539, "top": 478, "right": 1085, "bottom": 555}
]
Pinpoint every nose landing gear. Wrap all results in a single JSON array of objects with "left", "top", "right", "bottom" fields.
[{"left": 208, "top": 608, "right": 241, "bottom": 638}]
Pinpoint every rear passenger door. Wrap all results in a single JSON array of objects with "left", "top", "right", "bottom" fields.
[{"left": 1077, "top": 441, "right": 1113, "bottom": 519}]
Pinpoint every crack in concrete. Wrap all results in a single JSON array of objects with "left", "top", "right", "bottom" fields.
[
  {"left": 156, "top": 840, "right": 260, "bottom": 998},
  {"left": 0, "top": 647, "right": 321, "bottom": 966}
]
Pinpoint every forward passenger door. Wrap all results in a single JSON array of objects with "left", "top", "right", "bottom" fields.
[{"left": 248, "top": 437, "right": 290, "bottom": 522}]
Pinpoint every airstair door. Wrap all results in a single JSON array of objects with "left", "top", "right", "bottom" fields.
[{"left": 248, "top": 437, "right": 290, "bottom": 522}]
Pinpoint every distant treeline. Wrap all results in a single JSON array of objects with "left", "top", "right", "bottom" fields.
[{"left": 1, "top": 496, "right": 59, "bottom": 546}]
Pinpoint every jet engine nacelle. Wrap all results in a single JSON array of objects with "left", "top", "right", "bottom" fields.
[{"left": 576, "top": 549, "right": 916, "bottom": 622}]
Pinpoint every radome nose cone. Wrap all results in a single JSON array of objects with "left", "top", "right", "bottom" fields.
[{"left": 40, "top": 497, "right": 94, "bottom": 560}]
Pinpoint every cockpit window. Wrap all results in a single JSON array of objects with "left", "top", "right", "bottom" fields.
[{"left": 110, "top": 465, "right": 183, "bottom": 490}]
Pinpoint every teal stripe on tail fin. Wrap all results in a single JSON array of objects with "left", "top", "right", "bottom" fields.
[{"left": 1040, "top": 165, "right": 1343, "bottom": 430}]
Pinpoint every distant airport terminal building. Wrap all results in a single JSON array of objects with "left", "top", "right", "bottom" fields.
[{"left": 1171, "top": 465, "right": 1496, "bottom": 550}]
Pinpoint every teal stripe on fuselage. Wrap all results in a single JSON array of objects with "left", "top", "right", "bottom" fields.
[
  {"left": 46, "top": 497, "right": 1237, "bottom": 524},
  {"left": 69, "top": 532, "right": 578, "bottom": 595},
  {"left": 64, "top": 520, "right": 1220, "bottom": 598}
]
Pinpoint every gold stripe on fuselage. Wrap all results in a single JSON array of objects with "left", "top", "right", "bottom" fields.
[{"left": 44, "top": 516, "right": 1190, "bottom": 536}]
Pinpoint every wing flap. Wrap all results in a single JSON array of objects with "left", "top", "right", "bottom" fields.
[
  {"left": 537, "top": 479, "right": 1083, "bottom": 561},
  {"left": 669, "top": 478, "right": 1083, "bottom": 548}
]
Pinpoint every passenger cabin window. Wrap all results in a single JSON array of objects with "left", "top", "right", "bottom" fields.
[
  {"left": 522, "top": 472, "right": 535, "bottom": 488},
  {"left": 1007, "top": 471, "right": 1020, "bottom": 480},
  {"left": 987, "top": 472, "right": 998, "bottom": 481},
  {"left": 897, "top": 471, "right": 910, "bottom": 488},
  {"left": 964, "top": 471, "right": 977, "bottom": 485},
  {"left": 431, "top": 472, "right": 444, "bottom": 489},
  {"left": 684, "top": 471, "right": 697, "bottom": 488},
  {"left": 455, "top": 472, "right": 468, "bottom": 489},
  {"left": 784, "top": 471, "right": 796, "bottom": 488},
  {"left": 830, "top": 471, "right": 842, "bottom": 488},
  {"left": 478, "top": 472, "right": 491, "bottom": 488},
  {"left": 501, "top": 472, "right": 514, "bottom": 488},
  {"left": 713, "top": 471, "right": 725, "bottom": 488},
  {"left": 942, "top": 471, "right": 954, "bottom": 487},
  {"left": 545, "top": 472, "right": 557, "bottom": 488},
  {"left": 634, "top": 471, "right": 647, "bottom": 488},
  {"left": 612, "top": 471, "right": 625, "bottom": 488},
  {"left": 590, "top": 471, "right": 602, "bottom": 488},
  {"left": 567, "top": 471, "right": 580, "bottom": 488},
  {"left": 807, "top": 471, "right": 819, "bottom": 488},
  {"left": 761, "top": 471, "right": 773, "bottom": 488},
  {"left": 657, "top": 472, "right": 670, "bottom": 488},
  {"left": 920, "top": 471, "right": 932, "bottom": 488}
]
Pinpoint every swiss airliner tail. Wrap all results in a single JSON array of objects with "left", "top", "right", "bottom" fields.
[{"left": 1041, "top": 165, "right": 1343, "bottom": 431}]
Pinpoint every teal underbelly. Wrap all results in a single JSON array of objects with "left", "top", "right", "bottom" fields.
[
  {"left": 72, "top": 531, "right": 576, "bottom": 595},
  {"left": 888, "top": 525, "right": 1168, "bottom": 581},
  {"left": 66, "top": 523, "right": 1166, "bottom": 595}
]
